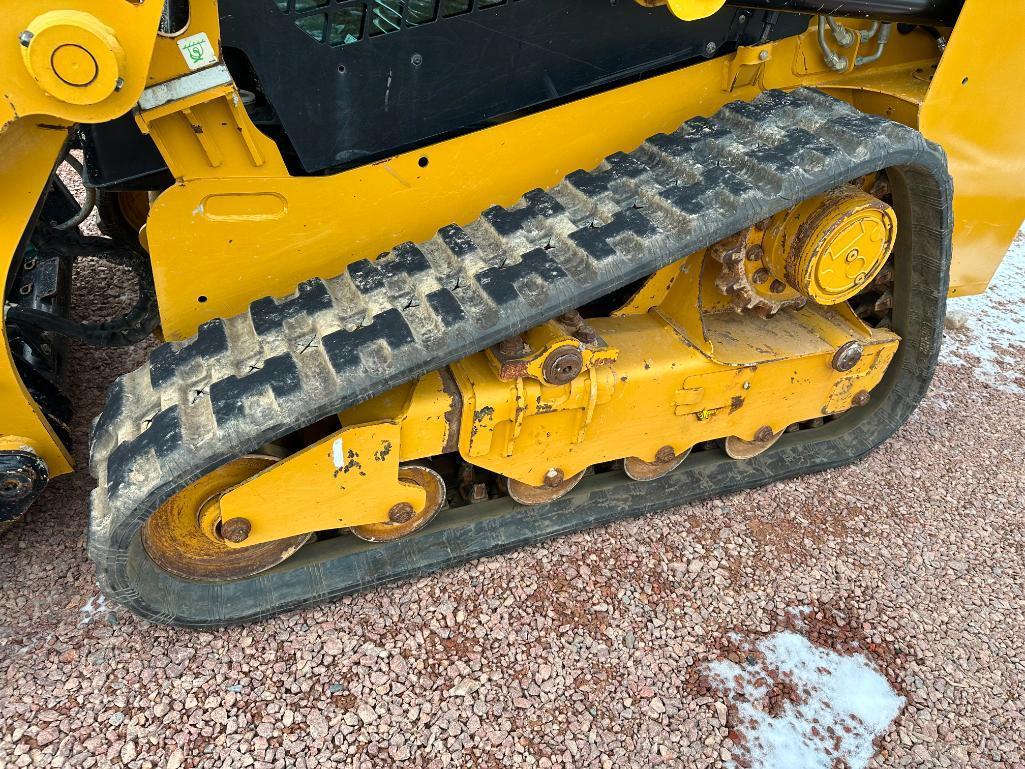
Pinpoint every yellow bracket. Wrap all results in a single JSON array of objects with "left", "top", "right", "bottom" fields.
[{"left": 218, "top": 421, "right": 427, "bottom": 548}]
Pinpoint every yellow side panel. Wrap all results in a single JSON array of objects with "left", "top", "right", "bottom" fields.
[
  {"left": 146, "top": 58, "right": 751, "bottom": 340},
  {"left": 920, "top": 0, "right": 1025, "bottom": 296}
]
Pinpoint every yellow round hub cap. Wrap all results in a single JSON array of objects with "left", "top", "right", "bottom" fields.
[
  {"left": 21, "top": 11, "right": 125, "bottom": 106},
  {"left": 763, "top": 185, "right": 897, "bottom": 306},
  {"left": 50, "top": 44, "right": 98, "bottom": 87}
]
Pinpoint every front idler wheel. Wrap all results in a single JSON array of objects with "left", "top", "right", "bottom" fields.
[{"left": 141, "top": 455, "right": 312, "bottom": 581}]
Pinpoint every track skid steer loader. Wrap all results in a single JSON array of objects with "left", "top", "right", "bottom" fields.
[{"left": 1, "top": 0, "right": 1022, "bottom": 625}]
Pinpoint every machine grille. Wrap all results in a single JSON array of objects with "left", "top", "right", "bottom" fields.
[{"left": 279, "top": 0, "right": 518, "bottom": 46}]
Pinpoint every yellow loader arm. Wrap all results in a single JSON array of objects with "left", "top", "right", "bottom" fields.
[{"left": 0, "top": 1, "right": 162, "bottom": 514}]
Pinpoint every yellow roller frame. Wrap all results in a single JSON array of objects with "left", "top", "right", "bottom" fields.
[{"left": 217, "top": 421, "right": 427, "bottom": 548}]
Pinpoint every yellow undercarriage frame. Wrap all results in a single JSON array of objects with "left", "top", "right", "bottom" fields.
[{"left": 208, "top": 185, "right": 899, "bottom": 548}]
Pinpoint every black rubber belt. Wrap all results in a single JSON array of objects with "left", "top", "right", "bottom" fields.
[{"left": 87, "top": 88, "right": 952, "bottom": 627}]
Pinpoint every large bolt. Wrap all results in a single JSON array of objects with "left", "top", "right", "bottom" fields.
[
  {"left": 0, "top": 470, "right": 33, "bottom": 500},
  {"left": 832, "top": 341, "right": 864, "bottom": 372},
  {"left": 543, "top": 468, "right": 564, "bottom": 488},
  {"left": 388, "top": 502, "right": 416, "bottom": 524},
  {"left": 574, "top": 324, "right": 598, "bottom": 345},
  {"left": 542, "top": 345, "right": 583, "bottom": 385},
  {"left": 852, "top": 390, "right": 871, "bottom": 407},
  {"left": 655, "top": 446, "right": 676, "bottom": 464},
  {"left": 559, "top": 310, "right": 583, "bottom": 328},
  {"left": 221, "top": 517, "right": 252, "bottom": 543},
  {"left": 746, "top": 244, "right": 765, "bottom": 262},
  {"left": 754, "top": 426, "right": 775, "bottom": 443},
  {"left": 497, "top": 335, "right": 528, "bottom": 357}
]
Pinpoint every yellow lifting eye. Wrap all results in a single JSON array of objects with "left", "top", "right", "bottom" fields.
[
  {"left": 762, "top": 185, "right": 898, "bottom": 306},
  {"left": 20, "top": 11, "right": 126, "bottom": 107}
]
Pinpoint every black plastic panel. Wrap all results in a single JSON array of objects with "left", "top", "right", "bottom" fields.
[{"left": 219, "top": 0, "right": 808, "bottom": 173}]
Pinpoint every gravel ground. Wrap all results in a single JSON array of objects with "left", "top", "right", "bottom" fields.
[{"left": 2, "top": 213, "right": 1024, "bottom": 767}]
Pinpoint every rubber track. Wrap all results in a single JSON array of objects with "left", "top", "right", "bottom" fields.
[{"left": 87, "top": 89, "right": 952, "bottom": 626}]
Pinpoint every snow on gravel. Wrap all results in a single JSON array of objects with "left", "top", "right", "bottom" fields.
[
  {"left": 706, "top": 632, "right": 904, "bottom": 769},
  {"left": 942, "top": 233, "right": 1025, "bottom": 393},
  {"left": 77, "top": 594, "right": 110, "bottom": 627}
]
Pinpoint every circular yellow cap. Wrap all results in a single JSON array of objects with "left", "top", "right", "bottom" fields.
[
  {"left": 21, "top": 11, "right": 125, "bottom": 106},
  {"left": 666, "top": 0, "right": 729, "bottom": 21},
  {"left": 763, "top": 186, "right": 897, "bottom": 306},
  {"left": 50, "top": 44, "right": 98, "bottom": 87}
]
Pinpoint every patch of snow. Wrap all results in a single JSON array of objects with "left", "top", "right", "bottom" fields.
[
  {"left": 79, "top": 593, "right": 109, "bottom": 625},
  {"left": 705, "top": 631, "right": 904, "bottom": 769},
  {"left": 942, "top": 231, "right": 1025, "bottom": 393}
]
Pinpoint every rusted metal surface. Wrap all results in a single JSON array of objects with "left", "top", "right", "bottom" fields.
[
  {"left": 438, "top": 368, "right": 463, "bottom": 455},
  {"left": 220, "top": 517, "right": 251, "bottom": 543},
  {"left": 506, "top": 469, "right": 585, "bottom": 506},
  {"left": 713, "top": 229, "right": 808, "bottom": 318},
  {"left": 387, "top": 502, "right": 416, "bottom": 524}
]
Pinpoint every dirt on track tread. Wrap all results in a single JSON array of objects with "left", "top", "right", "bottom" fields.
[{"left": 85, "top": 87, "right": 951, "bottom": 627}]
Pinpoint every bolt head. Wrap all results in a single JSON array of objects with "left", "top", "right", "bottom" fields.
[
  {"left": 852, "top": 390, "right": 871, "bottom": 407},
  {"left": 559, "top": 310, "right": 583, "bottom": 328},
  {"left": 574, "top": 324, "right": 598, "bottom": 345},
  {"left": 542, "top": 346, "right": 583, "bottom": 385},
  {"left": 18, "top": 31, "right": 33, "bottom": 48},
  {"left": 769, "top": 279, "right": 787, "bottom": 294},
  {"left": 543, "top": 468, "right": 564, "bottom": 488},
  {"left": 655, "top": 446, "right": 676, "bottom": 464},
  {"left": 497, "top": 336, "right": 528, "bottom": 357},
  {"left": 388, "top": 502, "right": 416, "bottom": 523},
  {"left": 832, "top": 341, "right": 864, "bottom": 372},
  {"left": 0, "top": 470, "right": 32, "bottom": 500},
  {"left": 755, "top": 426, "right": 775, "bottom": 443},
  {"left": 221, "top": 517, "right": 252, "bottom": 543},
  {"left": 411, "top": 53, "right": 423, "bottom": 66}
]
